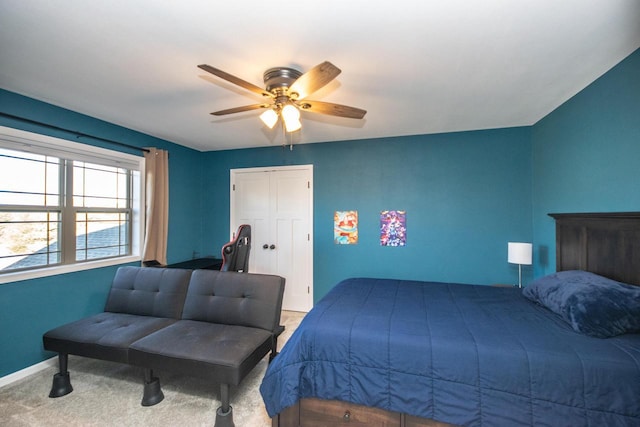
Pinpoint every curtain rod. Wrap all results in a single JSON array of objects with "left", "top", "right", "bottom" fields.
[{"left": 0, "top": 112, "right": 150, "bottom": 153}]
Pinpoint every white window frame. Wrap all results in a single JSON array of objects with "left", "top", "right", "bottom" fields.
[{"left": 0, "top": 126, "right": 145, "bottom": 284}]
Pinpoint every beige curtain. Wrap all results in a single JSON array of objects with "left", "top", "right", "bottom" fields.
[{"left": 142, "top": 148, "right": 169, "bottom": 265}]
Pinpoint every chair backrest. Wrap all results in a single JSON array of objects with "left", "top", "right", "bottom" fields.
[{"left": 221, "top": 224, "right": 251, "bottom": 272}]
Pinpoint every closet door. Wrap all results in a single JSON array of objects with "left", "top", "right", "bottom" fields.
[
  {"left": 231, "top": 165, "right": 313, "bottom": 312},
  {"left": 232, "top": 171, "right": 271, "bottom": 273}
]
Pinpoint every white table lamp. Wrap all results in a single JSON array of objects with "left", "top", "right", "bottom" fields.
[{"left": 508, "top": 242, "right": 532, "bottom": 288}]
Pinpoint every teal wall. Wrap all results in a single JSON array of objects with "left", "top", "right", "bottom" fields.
[
  {"left": 202, "top": 127, "right": 533, "bottom": 300},
  {"left": 0, "top": 90, "right": 205, "bottom": 376},
  {"left": 531, "top": 48, "right": 640, "bottom": 277}
]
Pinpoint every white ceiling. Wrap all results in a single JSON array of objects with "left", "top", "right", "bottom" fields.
[{"left": 1, "top": 1, "right": 639, "bottom": 152}]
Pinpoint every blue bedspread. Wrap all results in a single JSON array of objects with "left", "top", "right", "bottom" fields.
[{"left": 260, "top": 278, "right": 640, "bottom": 426}]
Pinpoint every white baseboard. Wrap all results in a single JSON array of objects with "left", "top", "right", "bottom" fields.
[{"left": 0, "top": 357, "right": 57, "bottom": 389}]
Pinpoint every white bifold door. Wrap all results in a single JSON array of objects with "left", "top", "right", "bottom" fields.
[{"left": 230, "top": 165, "right": 313, "bottom": 312}]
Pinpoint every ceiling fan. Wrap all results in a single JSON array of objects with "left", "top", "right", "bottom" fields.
[{"left": 197, "top": 61, "right": 366, "bottom": 132}]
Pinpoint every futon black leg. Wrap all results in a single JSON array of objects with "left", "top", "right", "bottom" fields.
[
  {"left": 269, "top": 325, "right": 285, "bottom": 363},
  {"left": 49, "top": 353, "right": 73, "bottom": 398},
  {"left": 269, "top": 338, "right": 279, "bottom": 363},
  {"left": 141, "top": 368, "right": 164, "bottom": 406},
  {"left": 215, "top": 383, "right": 235, "bottom": 427}
]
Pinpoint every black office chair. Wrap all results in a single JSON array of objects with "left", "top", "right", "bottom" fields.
[{"left": 220, "top": 224, "right": 251, "bottom": 272}]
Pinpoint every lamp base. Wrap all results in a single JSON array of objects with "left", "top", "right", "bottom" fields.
[{"left": 517, "top": 264, "right": 523, "bottom": 288}]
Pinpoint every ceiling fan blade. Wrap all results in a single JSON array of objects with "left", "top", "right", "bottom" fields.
[
  {"left": 288, "top": 61, "right": 341, "bottom": 100},
  {"left": 210, "top": 104, "right": 271, "bottom": 116},
  {"left": 296, "top": 100, "right": 367, "bottom": 119},
  {"left": 198, "top": 64, "right": 274, "bottom": 98}
]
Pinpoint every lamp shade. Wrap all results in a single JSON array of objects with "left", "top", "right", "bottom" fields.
[{"left": 508, "top": 242, "right": 532, "bottom": 265}]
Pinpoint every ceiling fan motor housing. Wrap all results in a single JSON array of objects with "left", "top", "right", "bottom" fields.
[{"left": 263, "top": 67, "right": 302, "bottom": 96}]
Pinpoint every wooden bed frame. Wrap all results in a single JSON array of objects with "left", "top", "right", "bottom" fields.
[
  {"left": 271, "top": 212, "right": 640, "bottom": 427},
  {"left": 549, "top": 212, "right": 640, "bottom": 286}
]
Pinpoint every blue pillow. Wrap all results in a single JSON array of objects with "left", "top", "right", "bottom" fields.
[{"left": 523, "top": 270, "right": 640, "bottom": 338}]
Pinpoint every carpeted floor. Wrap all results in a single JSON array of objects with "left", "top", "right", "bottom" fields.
[{"left": 0, "top": 311, "right": 305, "bottom": 427}]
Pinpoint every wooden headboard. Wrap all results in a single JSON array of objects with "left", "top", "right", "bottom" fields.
[{"left": 549, "top": 212, "right": 640, "bottom": 286}]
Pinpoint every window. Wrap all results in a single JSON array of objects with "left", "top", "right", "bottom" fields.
[{"left": 0, "top": 126, "right": 144, "bottom": 283}]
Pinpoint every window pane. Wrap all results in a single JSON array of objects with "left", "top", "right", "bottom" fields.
[
  {"left": 76, "top": 212, "right": 130, "bottom": 261},
  {"left": 0, "top": 149, "right": 60, "bottom": 206},
  {"left": 73, "top": 162, "right": 129, "bottom": 208},
  {"left": 1, "top": 128, "right": 143, "bottom": 277},
  {"left": 0, "top": 211, "right": 61, "bottom": 271}
]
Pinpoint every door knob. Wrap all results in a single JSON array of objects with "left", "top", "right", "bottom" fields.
[
  {"left": 263, "top": 244, "right": 269, "bottom": 249},
  {"left": 270, "top": 244, "right": 276, "bottom": 250}
]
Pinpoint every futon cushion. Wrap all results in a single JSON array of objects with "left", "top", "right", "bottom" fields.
[
  {"left": 523, "top": 270, "right": 640, "bottom": 338},
  {"left": 182, "top": 269, "right": 285, "bottom": 332},
  {"left": 105, "top": 266, "right": 192, "bottom": 318},
  {"left": 43, "top": 312, "right": 177, "bottom": 363},
  {"left": 129, "top": 320, "right": 273, "bottom": 385}
]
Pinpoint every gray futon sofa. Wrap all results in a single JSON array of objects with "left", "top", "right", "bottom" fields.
[{"left": 43, "top": 266, "right": 285, "bottom": 427}]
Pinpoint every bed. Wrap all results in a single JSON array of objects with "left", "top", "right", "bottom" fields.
[{"left": 260, "top": 212, "right": 640, "bottom": 426}]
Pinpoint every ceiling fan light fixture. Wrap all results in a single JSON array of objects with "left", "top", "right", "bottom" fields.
[
  {"left": 282, "top": 104, "right": 302, "bottom": 132},
  {"left": 284, "top": 117, "right": 302, "bottom": 133},
  {"left": 259, "top": 108, "right": 279, "bottom": 129},
  {"left": 282, "top": 104, "right": 300, "bottom": 121}
]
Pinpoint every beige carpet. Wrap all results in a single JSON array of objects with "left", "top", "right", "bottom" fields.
[{"left": 0, "top": 311, "right": 305, "bottom": 427}]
